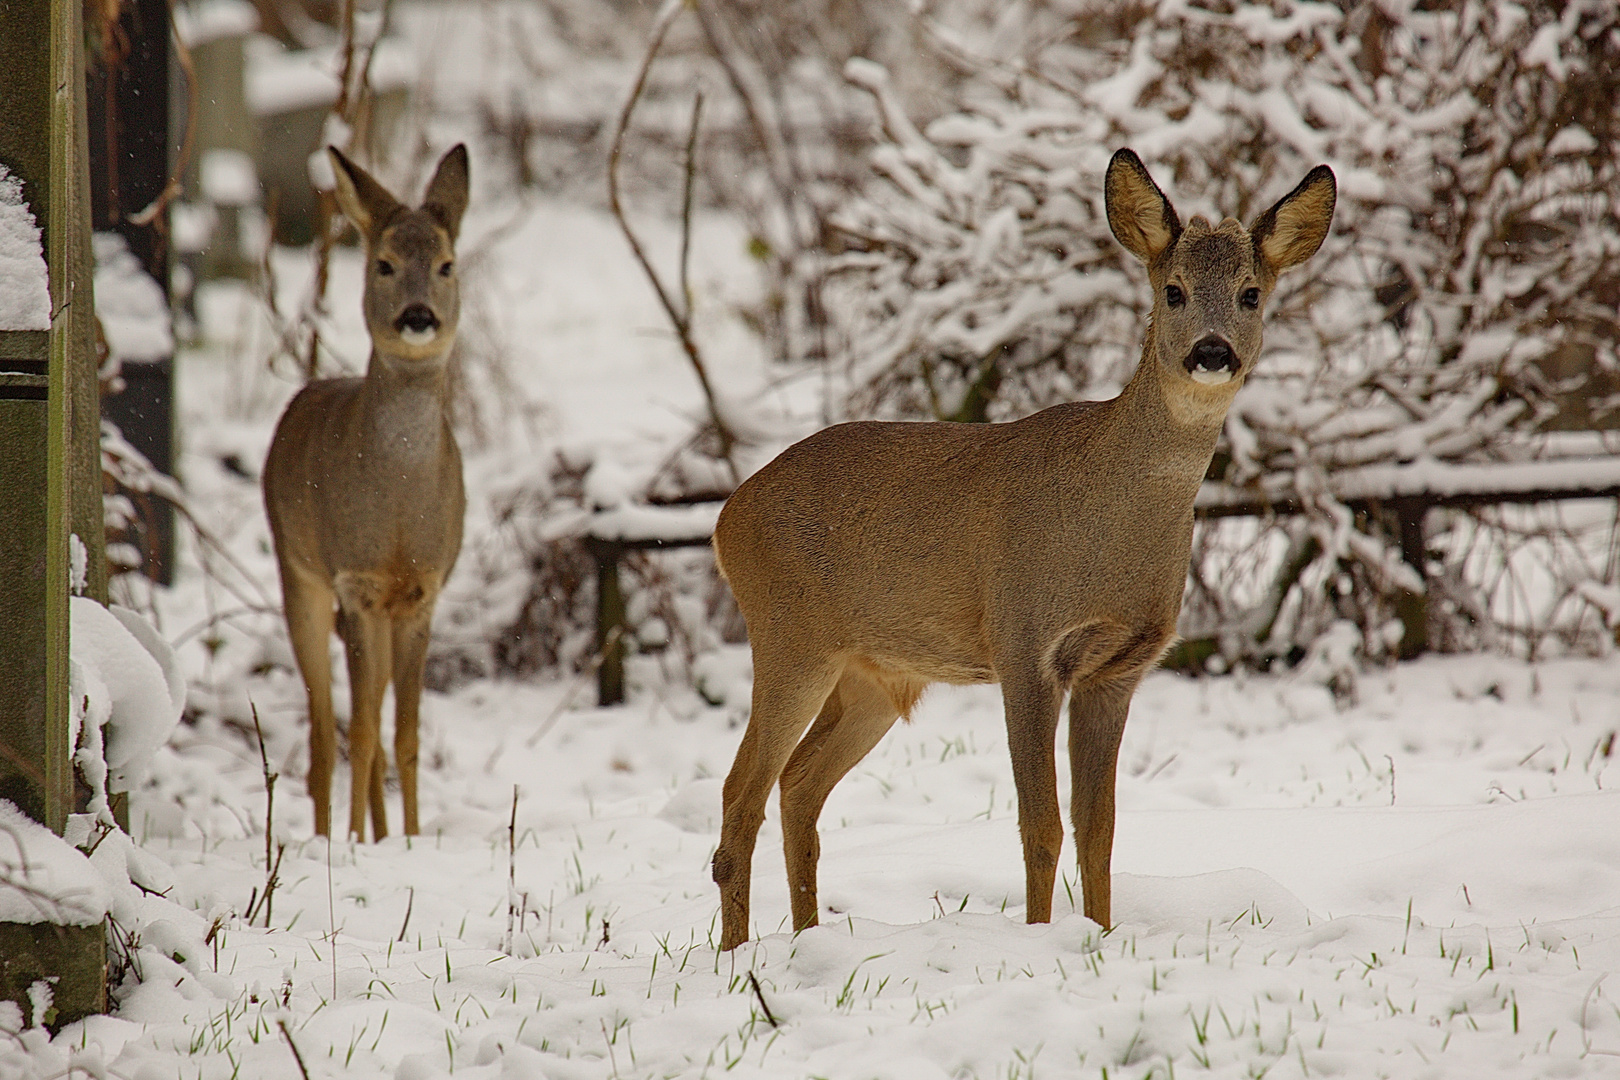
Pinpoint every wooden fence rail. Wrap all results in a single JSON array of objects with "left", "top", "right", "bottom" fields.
[{"left": 577, "top": 457, "right": 1620, "bottom": 705}]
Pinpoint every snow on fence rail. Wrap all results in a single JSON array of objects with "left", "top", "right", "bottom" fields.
[{"left": 574, "top": 457, "right": 1620, "bottom": 704}]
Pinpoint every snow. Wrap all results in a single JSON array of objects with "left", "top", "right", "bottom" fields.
[
  {"left": 1197, "top": 455, "right": 1620, "bottom": 512},
  {"left": 246, "top": 34, "right": 416, "bottom": 116},
  {"left": 92, "top": 233, "right": 173, "bottom": 365},
  {"left": 173, "top": 0, "right": 256, "bottom": 48},
  {"left": 200, "top": 148, "right": 258, "bottom": 207},
  {"left": 0, "top": 800, "right": 109, "bottom": 926},
  {"left": 69, "top": 597, "right": 187, "bottom": 796},
  {"left": 15, "top": 3, "right": 1620, "bottom": 1076},
  {"left": 0, "top": 163, "right": 50, "bottom": 331},
  {"left": 575, "top": 503, "right": 723, "bottom": 544},
  {"left": 32, "top": 185, "right": 1619, "bottom": 1075}
]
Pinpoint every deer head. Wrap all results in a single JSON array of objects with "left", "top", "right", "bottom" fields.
[
  {"left": 1105, "top": 149, "right": 1336, "bottom": 403},
  {"left": 328, "top": 144, "right": 470, "bottom": 373}
]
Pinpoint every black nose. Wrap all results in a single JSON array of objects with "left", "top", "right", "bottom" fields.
[
  {"left": 1185, "top": 335, "right": 1237, "bottom": 375},
  {"left": 396, "top": 304, "right": 439, "bottom": 334}
]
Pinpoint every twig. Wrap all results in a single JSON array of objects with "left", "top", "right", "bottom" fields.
[
  {"left": 679, "top": 92, "right": 703, "bottom": 316},
  {"left": 327, "top": 838, "right": 338, "bottom": 1000},
  {"left": 397, "top": 885, "right": 414, "bottom": 943},
  {"left": 600, "top": 1018, "right": 620, "bottom": 1078},
  {"left": 278, "top": 1019, "right": 312, "bottom": 1080},
  {"left": 502, "top": 786, "right": 519, "bottom": 955},
  {"left": 606, "top": 0, "right": 739, "bottom": 479},
  {"left": 747, "top": 970, "right": 779, "bottom": 1028},
  {"left": 249, "top": 703, "right": 283, "bottom": 928}
]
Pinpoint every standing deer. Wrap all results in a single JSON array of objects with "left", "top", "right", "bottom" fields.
[
  {"left": 263, "top": 144, "right": 469, "bottom": 840},
  {"left": 710, "top": 149, "right": 1335, "bottom": 949}
]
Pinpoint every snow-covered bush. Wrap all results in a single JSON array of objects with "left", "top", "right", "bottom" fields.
[{"left": 826, "top": 0, "right": 1620, "bottom": 664}]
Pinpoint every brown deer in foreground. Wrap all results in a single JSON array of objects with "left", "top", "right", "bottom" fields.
[
  {"left": 263, "top": 145, "right": 469, "bottom": 840},
  {"left": 710, "top": 149, "right": 1335, "bottom": 949}
]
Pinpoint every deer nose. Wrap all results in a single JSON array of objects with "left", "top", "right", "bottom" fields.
[
  {"left": 1184, "top": 335, "right": 1238, "bottom": 381},
  {"left": 396, "top": 304, "right": 440, "bottom": 335}
]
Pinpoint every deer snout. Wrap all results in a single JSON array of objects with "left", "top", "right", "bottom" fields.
[
  {"left": 395, "top": 303, "right": 441, "bottom": 346},
  {"left": 1184, "top": 335, "right": 1239, "bottom": 385}
]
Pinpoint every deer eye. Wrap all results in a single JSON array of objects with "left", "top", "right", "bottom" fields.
[
  {"left": 1240, "top": 287, "right": 1260, "bottom": 310},
  {"left": 1165, "top": 284, "right": 1185, "bottom": 307},
  {"left": 438, "top": 261, "right": 454, "bottom": 278},
  {"left": 376, "top": 259, "right": 395, "bottom": 276}
]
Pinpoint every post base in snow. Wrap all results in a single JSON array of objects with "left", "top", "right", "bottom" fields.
[{"left": 0, "top": 920, "right": 106, "bottom": 1031}]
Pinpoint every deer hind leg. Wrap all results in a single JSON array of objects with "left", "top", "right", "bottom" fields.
[
  {"left": 281, "top": 564, "right": 339, "bottom": 838},
  {"left": 335, "top": 575, "right": 394, "bottom": 841},
  {"left": 390, "top": 603, "right": 435, "bottom": 837},
  {"left": 999, "top": 665, "right": 1065, "bottom": 925},
  {"left": 714, "top": 649, "right": 841, "bottom": 951},
  {"left": 1067, "top": 680, "right": 1134, "bottom": 929},
  {"left": 779, "top": 666, "right": 909, "bottom": 932}
]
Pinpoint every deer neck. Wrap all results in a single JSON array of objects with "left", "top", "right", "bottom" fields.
[
  {"left": 1107, "top": 329, "right": 1234, "bottom": 487},
  {"left": 356, "top": 349, "right": 454, "bottom": 468}
]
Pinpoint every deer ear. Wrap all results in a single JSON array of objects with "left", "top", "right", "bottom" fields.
[
  {"left": 421, "top": 144, "right": 470, "bottom": 242},
  {"left": 1251, "top": 165, "right": 1336, "bottom": 274},
  {"left": 1106, "top": 149, "right": 1181, "bottom": 265},
  {"left": 327, "top": 147, "right": 403, "bottom": 238}
]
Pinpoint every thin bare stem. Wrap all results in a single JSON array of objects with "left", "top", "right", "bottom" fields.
[
  {"left": 607, "top": 0, "right": 739, "bottom": 480},
  {"left": 679, "top": 92, "right": 704, "bottom": 319},
  {"left": 279, "top": 1020, "right": 312, "bottom": 1080}
]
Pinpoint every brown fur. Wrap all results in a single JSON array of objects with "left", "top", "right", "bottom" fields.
[
  {"left": 262, "top": 145, "right": 470, "bottom": 840},
  {"left": 710, "top": 149, "right": 1335, "bottom": 949}
]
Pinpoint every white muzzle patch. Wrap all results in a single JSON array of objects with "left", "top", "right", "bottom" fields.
[
  {"left": 1189, "top": 367, "right": 1235, "bottom": 386},
  {"left": 399, "top": 326, "right": 438, "bottom": 348}
]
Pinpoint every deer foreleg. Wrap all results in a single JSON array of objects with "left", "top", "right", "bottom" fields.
[
  {"left": 391, "top": 606, "right": 435, "bottom": 836},
  {"left": 336, "top": 578, "right": 394, "bottom": 842},
  {"left": 281, "top": 565, "right": 338, "bottom": 838},
  {"left": 1000, "top": 667, "right": 1064, "bottom": 925},
  {"left": 1067, "top": 680, "right": 1133, "bottom": 929}
]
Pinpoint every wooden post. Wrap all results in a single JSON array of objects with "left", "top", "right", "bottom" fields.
[
  {"left": 1392, "top": 496, "right": 1429, "bottom": 660},
  {"left": 585, "top": 538, "right": 628, "bottom": 706},
  {"left": 88, "top": 0, "right": 176, "bottom": 584},
  {"left": 0, "top": 0, "right": 110, "bottom": 1030}
]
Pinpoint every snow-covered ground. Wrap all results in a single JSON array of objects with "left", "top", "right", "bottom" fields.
[
  {"left": 11, "top": 183, "right": 1616, "bottom": 1078},
  {"left": 11, "top": 5, "right": 1620, "bottom": 1076}
]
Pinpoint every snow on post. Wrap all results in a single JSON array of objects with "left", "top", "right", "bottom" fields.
[
  {"left": 0, "top": 163, "right": 50, "bottom": 331},
  {"left": 68, "top": 598, "right": 186, "bottom": 817},
  {"left": 0, "top": 801, "right": 108, "bottom": 927}
]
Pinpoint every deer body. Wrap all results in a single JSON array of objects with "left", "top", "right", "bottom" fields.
[
  {"left": 711, "top": 149, "right": 1335, "bottom": 950},
  {"left": 263, "top": 145, "right": 469, "bottom": 840}
]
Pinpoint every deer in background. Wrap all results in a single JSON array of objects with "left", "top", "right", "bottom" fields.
[
  {"left": 263, "top": 145, "right": 469, "bottom": 840},
  {"left": 710, "top": 149, "right": 1335, "bottom": 950}
]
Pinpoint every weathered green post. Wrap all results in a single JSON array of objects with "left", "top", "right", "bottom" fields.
[{"left": 0, "top": 0, "right": 112, "bottom": 1028}]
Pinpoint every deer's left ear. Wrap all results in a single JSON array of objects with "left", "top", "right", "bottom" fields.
[
  {"left": 1251, "top": 165, "right": 1336, "bottom": 275},
  {"left": 421, "top": 144, "right": 470, "bottom": 242}
]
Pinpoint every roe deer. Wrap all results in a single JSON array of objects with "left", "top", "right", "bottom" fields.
[
  {"left": 263, "top": 144, "right": 469, "bottom": 840},
  {"left": 710, "top": 149, "right": 1335, "bottom": 949}
]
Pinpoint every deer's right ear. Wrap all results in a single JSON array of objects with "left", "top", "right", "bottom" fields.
[
  {"left": 1106, "top": 149, "right": 1181, "bottom": 265},
  {"left": 327, "top": 147, "right": 402, "bottom": 237}
]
